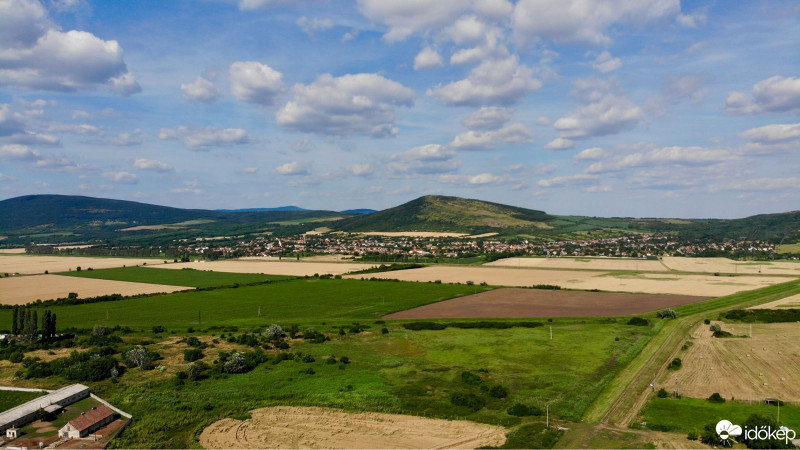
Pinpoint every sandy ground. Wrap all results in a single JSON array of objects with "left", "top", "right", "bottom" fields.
[
  {"left": 345, "top": 266, "right": 791, "bottom": 296},
  {"left": 0, "top": 254, "right": 168, "bottom": 275},
  {"left": 0, "top": 274, "right": 191, "bottom": 305},
  {"left": 385, "top": 288, "right": 709, "bottom": 319},
  {"left": 485, "top": 257, "right": 667, "bottom": 272},
  {"left": 357, "top": 231, "right": 468, "bottom": 237},
  {"left": 674, "top": 321, "right": 800, "bottom": 401},
  {"left": 662, "top": 256, "right": 800, "bottom": 275},
  {"left": 467, "top": 232, "right": 499, "bottom": 238},
  {"left": 199, "top": 406, "right": 506, "bottom": 449},
  {"left": 156, "top": 259, "right": 378, "bottom": 276},
  {"left": 749, "top": 293, "right": 800, "bottom": 309},
  {"left": 0, "top": 248, "right": 27, "bottom": 254}
]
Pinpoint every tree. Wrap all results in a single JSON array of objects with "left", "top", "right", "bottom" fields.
[
  {"left": 740, "top": 414, "right": 795, "bottom": 449},
  {"left": 92, "top": 325, "right": 107, "bottom": 337},
  {"left": 125, "top": 347, "right": 152, "bottom": 370},
  {"left": 11, "top": 307, "right": 18, "bottom": 335},
  {"left": 265, "top": 324, "right": 283, "bottom": 340},
  {"left": 223, "top": 352, "right": 247, "bottom": 374}
]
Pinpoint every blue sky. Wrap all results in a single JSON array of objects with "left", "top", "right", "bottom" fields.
[{"left": 1, "top": 0, "right": 798, "bottom": 218}]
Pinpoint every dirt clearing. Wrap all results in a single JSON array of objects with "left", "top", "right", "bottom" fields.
[
  {"left": 156, "top": 259, "right": 377, "bottom": 276},
  {"left": 385, "top": 288, "right": 708, "bottom": 319},
  {"left": 199, "top": 406, "right": 506, "bottom": 449},
  {"left": 662, "top": 257, "right": 800, "bottom": 275},
  {"left": 0, "top": 254, "right": 167, "bottom": 275},
  {"left": 748, "top": 293, "right": 800, "bottom": 309},
  {"left": 0, "top": 274, "right": 191, "bottom": 305},
  {"left": 355, "top": 231, "right": 468, "bottom": 237},
  {"left": 674, "top": 322, "right": 800, "bottom": 401},
  {"left": 346, "top": 266, "right": 790, "bottom": 296},
  {"left": 485, "top": 257, "right": 666, "bottom": 272}
]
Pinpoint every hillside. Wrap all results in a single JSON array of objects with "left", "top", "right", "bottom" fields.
[{"left": 335, "top": 195, "right": 554, "bottom": 233}]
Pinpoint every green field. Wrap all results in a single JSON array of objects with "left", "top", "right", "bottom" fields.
[
  {"left": 101, "top": 320, "right": 654, "bottom": 448},
  {"left": 641, "top": 397, "right": 800, "bottom": 433},
  {"left": 59, "top": 266, "right": 291, "bottom": 288},
  {"left": 0, "top": 390, "right": 46, "bottom": 411},
  {"left": 0, "top": 279, "right": 490, "bottom": 330}
]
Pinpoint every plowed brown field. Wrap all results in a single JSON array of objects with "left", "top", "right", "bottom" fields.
[
  {"left": 199, "top": 406, "right": 506, "bottom": 449},
  {"left": 384, "top": 288, "right": 709, "bottom": 318}
]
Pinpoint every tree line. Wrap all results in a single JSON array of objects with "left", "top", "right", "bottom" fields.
[{"left": 10, "top": 307, "right": 57, "bottom": 341}]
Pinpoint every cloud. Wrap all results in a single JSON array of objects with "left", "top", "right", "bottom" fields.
[
  {"left": 297, "top": 16, "right": 334, "bottom": 37},
  {"left": 388, "top": 144, "right": 461, "bottom": 175},
  {"left": 0, "top": 0, "right": 140, "bottom": 95},
  {"left": 413, "top": 47, "right": 444, "bottom": 70},
  {"left": 440, "top": 172, "right": 511, "bottom": 185},
  {"left": 1, "top": 143, "right": 85, "bottom": 171},
  {"left": 102, "top": 171, "right": 139, "bottom": 184},
  {"left": 592, "top": 51, "right": 622, "bottom": 73},
  {"left": 229, "top": 61, "right": 284, "bottom": 106},
  {"left": 0, "top": 143, "right": 40, "bottom": 161},
  {"left": 237, "top": 0, "right": 286, "bottom": 11},
  {"left": 537, "top": 173, "right": 598, "bottom": 187},
  {"left": 240, "top": 167, "right": 258, "bottom": 174},
  {"left": 544, "top": 137, "right": 574, "bottom": 150},
  {"left": 512, "top": 0, "right": 680, "bottom": 46},
  {"left": 134, "top": 158, "right": 172, "bottom": 172},
  {"left": 109, "top": 129, "right": 142, "bottom": 146},
  {"left": 349, "top": 163, "right": 373, "bottom": 176},
  {"left": 553, "top": 92, "right": 643, "bottom": 140},
  {"left": 574, "top": 146, "right": 607, "bottom": 160},
  {"left": 275, "top": 161, "right": 310, "bottom": 175},
  {"left": 428, "top": 55, "right": 541, "bottom": 106},
  {"left": 450, "top": 123, "right": 533, "bottom": 150},
  {"left": 45, "top": 123, "right": 103, "bottom": 135},
  {"left": 583, "top": 145, "right": 737, "bottom": 174},
  {"left": 462, "top": 106, "right": 513, "bottom": 131},
  {"left": 356, "top": 0, "right": 470, "bottom": 42},
  {"left": 181, "top": 74, "right": 220, "bottom": 103},
  {"left": 739, "top": 123, "right": 800, "bottom": 144},
  {"left": 724, "top": 76, "right": 800, "bottom": 115},
  {"left": 444, "top": 15, "right": 489, "bottom": 44},
  {"left": 158, "top": 126, "right": 249, "bottom": 149},
  {"left": 277, "top": 73, "right": 414, "bottom": 137},
  {"left": 663, "top": 73, "right": 709, "bottom": 104}
]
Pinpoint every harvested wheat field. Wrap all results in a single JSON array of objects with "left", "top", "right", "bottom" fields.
[
  {"left": 0, "top": 248, "right": 27, "bottom": 254},
  {"left": 0, "top": 274, "right": 190, "bottom": 305},
  {"left": 485, "top": 257, "right": 667, "bottom": 272},
  {"left": 749, "top": 293, "right": 800, "bottom": 309},
  {"left": 156, "top": 259, "right": 377, "bottom": 276},
  {"left": 674, "top": 321, "right": 800, "bottom": 401},
  {"left": 662, "top": 256, "right": 800, "bottom": 275},
  {"left": 385, "top": 288, "right": 709, "bottom": 319},
  {"left": 199, "top": 406, "right": 506, "bottom": 449},
  {"left": 0, "top": 254, "right": 167, "bottom": 275},
  {"left": 346, "top": 266, "right": 790, "bottom": 296}
]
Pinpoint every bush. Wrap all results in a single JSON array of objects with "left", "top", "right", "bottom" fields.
[
  {"left": 507, "top": 403, "right": 543, "bottom": 417},
  {"left": 183, "top": 348, "right": 204, "bottom": 362},
  {"left": 657, "top": 388, "right": 668, "bottom": 398},
  {"left": 449, "top": 392, "right": 485, "bottom": 411},
  {"left": 461, "top": 371, "right": 482, "bottom": 385},
  {"left": 687, "top": 431, "right": 698, "bottom": 441},
  {"left": 657, "top": 309, "right": 677, "bottom": 319},
  {"left": 627, "top": 317, "right": 649, "bottom": 326},
  {"left": 339, "top": 356, "right": 350, "bottom": 364},
  {"left": 703, "top": 318, "right": 711, "bottom": 325},
  {"left": 265, "top": 324, "right": 283, "bottom": 340},
  {"left": 403, "top": 322, "right": 447, "bottom": 331},
  {"left": 223, "top": 352, "right": 247, "bottom": 374},
  {"left": 710, "top": 323, "right": 721, "bottom": 332},
  {"left": 669, "top": 358, "right": 682, "bottom": 369},
  {"left": 489, "top": 384, "right": 509, "bottom": 398},
  {"left": 381, "top": 328, "right": 389, "bottom": 334},
  {"left": 707, "top": 392, "right": 725, "bottom": 403}
]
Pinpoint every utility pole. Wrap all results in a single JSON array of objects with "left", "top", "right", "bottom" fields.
[
  {"left": 652, "top": 372, "right": 656, "bottom": 392},
  {"left": 550, "top": 326, "right": 553, "bottom": 340},
  {"left": 675, "top": 377, "right": 679, "bottom": 397},
  {"left": 546, "top": 403, "right": 550, "bottom": 428},
  {"left": 258, "top": 306, "right": 261, "bottom": 317}
]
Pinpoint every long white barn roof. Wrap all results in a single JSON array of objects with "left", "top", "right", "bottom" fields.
[{"left": 0, "top": 384, "right": 89, "bottom": 428}]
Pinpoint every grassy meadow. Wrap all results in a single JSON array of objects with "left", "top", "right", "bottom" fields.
[
  {"left": 641, "top": 397, "right": 800, "bottom": 434},
  {"left": 58, "top": 266, "right": 291, "bottom": 288}
]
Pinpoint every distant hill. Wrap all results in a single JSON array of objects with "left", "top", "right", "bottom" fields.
[
  {"left": 341, "top": 209, "right": 377, "bottom": 215},
  {"left": 216, "top": 206, "right": 308, "bottom": 212},
  {"left": 335, "top": 195, "right": 554, "bottom": 233}
]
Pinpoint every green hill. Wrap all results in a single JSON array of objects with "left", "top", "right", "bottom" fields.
[{"left": 335, "top": 195, "right": 554, "bottom": 233}]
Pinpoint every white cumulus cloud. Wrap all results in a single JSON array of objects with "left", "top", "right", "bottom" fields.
[
  {"left": 450, "top": 123, "right": 533, "bottom": 150},
  {"left": 428, "top": 55, "right": 541, "bottom": 106},
  {"left": 229, "top": 61, "right": 284, "bottom": 106},
  {"left": 102, "top": 171, "right": 139, "bottom": 184},
  {"left": 724, "top": 76, "right": 800, "bottom": 115},
  {"left": 181, "top": 75, "right": 220, "bottom": 103},
  {"left": 413, "top": 47, "right": 444, "bottom": 70},
  {"left": 158, "top": 126, "right": 249, "bottom": 149},
  {"left": 134, "top": 158, "right": 172, "bottom": 172},
  {"left": 275, "top": 161, "right": 310, "bottom": 175},
  {"left": 462, "top": 106, "right": 513, "bottom": 130}
]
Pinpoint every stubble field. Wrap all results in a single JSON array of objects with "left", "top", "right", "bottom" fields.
[
  {"left": 0, "top": 254, "right": 165, "bottom": 275},
  {"left": 485, "top": 257, "right": 667, "bottom": 272},
  {"left": 155, "top": 259, "right": 378, "bottom": 276},
  {"left": 747, "top": 293, "right": 800, "bottom": 309},
  {"left": 199, "top": 406, "right": 507, "bottom": 449},
  {"left": 661, "top": 256, "right": 800, "bottom": 275},
  {"left": 0, "top": 274, "right": 191, "bottom": 305}
]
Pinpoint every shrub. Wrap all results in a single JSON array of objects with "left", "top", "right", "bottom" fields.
[
  {"left": 299, "top": 367, "right": 315, "bottom": 375},
  {"left": 461, "top": 371, "right": 482, "bottom": 385},
  {"left": 703, "top": 318, "right": 711, "bottom": 325},
  {"left": 507, "top": 403, "right": 543, "bottom": 417},
  {"left": 489, "top": 384, "right": 509, "bottom": 398},
  {"left": 657, "top": 388, "right": 668, "bottom": 398},
  {"left": 403, "top": 322, "right": 447, "bottom": 331},
  {"left": 326, "top": 356, "right": 337, "bottom": 364},
  {"left": 265, "top": 324, "right": 283, "bottom": 340},
  {"left": 669, "top": 358, "right": 682, "bottom": 369},
  {"left": 223, "top": 352, "right": 247, "bottom": 374},
  {"left": 627, "top": 317, "right": 649, "bottom": 326},
  {"left": 710, "top": 323, "right": 721, "bottom": 332},
  {"left": 381, "top": 328, "right": 389, "bottom": 334},
  {"left": 707, "top": 392, "right": 725, "bottom": 403},
  {"left": 687, "top": 431, "right": 698, "bottom": 441},
  {"left": 449, "top": 392, "right": 485, "bottom": 411},
  {"left": 657, "top": 309, "right": 677, "bottom": 319},
  {"left": 339, "top": 356, "right": 350, "bottom": 364},
  {"left": 183, "top": 348, "right": 204, "bottom": 362}
]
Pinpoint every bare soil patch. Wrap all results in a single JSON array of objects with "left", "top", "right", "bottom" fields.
[
  {"left": 0, "top": 254, "right": 167, "bottom": 275},
  {"left": 357, "top": 231, "right": 468, "bottom": 237},
  {"left": 485, "top": 257, "right": 667, "bottom": 272},
  {"left": 158, "top": 259, "right": 377, "bottom": 276},
  {"left": 0, "top": 274, "right": 190, "bottom": 305},
  {"left": 748, "top": 293, "right": 800, "bottom": 309},
  {"left": 199, "top": 406, "right": 506, "bottom": 449},
  {"left": 662, "top": 257, "right": 800, "bottom": 275},
  {"left": 385, "top": 288, "right": 708, "bottom": 319},
  {"left": 675, "top": 322, "right": 800, "bottom": 401},
  {"left": 346, "top": 266, "right": 790, "bottom": 296}
]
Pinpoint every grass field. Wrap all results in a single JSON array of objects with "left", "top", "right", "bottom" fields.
[
  {"left": 98, "top": 319, "right": 654, "bottom": 448},
  {"left": 59, "top": 266, "right": 292, "bottom": 288},
  {"left": 0, "top": 279, "right": 490, "bottom": 330},
  {"left": 0, "top": 390, "right": 46, "bottom": 411},
  {"left": 641, "top": 397, "right": 800, "bottom": 433}
]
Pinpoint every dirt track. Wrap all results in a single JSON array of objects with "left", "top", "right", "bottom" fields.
[
  {"left": 384, "top": 288, "right": 709, "bottom": 319},
  {"left": 199, "top": 406, "right": 506, "bottom": 449}
]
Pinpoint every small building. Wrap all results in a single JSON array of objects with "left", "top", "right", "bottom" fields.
[
  {"left": 5, "top": 427, "right": 19, "bottom": 439},
  {"left": 59, "top": 405, "right": 115, "bottom": 439}
]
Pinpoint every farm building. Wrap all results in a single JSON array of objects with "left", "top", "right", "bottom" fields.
[
  {"left": 58, "top": 405, "right": 115, "bottom": 439},
  {"left": 0, "top": 384, "right": 90, "bottom": 433}
]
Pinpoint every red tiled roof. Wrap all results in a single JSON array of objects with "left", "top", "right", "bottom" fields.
[{"left": 68, "top": 405, "right": 114, "bottom": 432}]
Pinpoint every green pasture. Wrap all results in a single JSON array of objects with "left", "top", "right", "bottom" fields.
[
  {"left": 0, "top": 279, "right": 490, "bottom": 330},
  {"left": 641, "top": 397, "right": 800, "bottom": 433},
  {"left": 102, "top": 320, "right": 653, "bottom": 448},
  {"left": 58, "top": 266, "right": 291, "bottom": 288}
]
